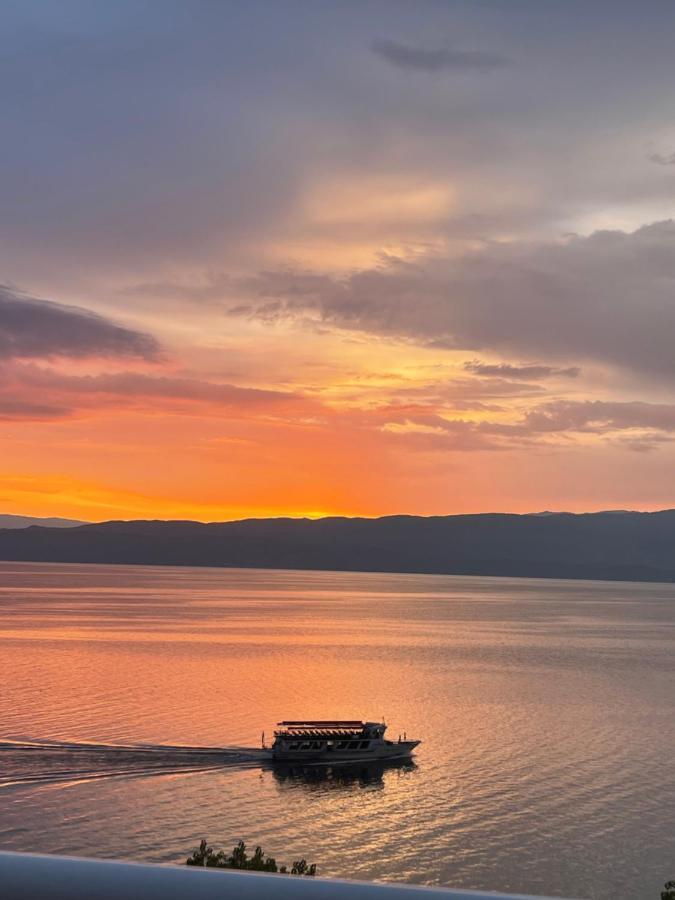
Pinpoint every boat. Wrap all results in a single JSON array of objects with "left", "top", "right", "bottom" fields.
[{"left": 264, "top": 720, "right": 420, "bottom": 762}]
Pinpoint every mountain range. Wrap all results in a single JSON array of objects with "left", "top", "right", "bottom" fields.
[
  {"left": 0, "top": 514, "right": 85, "bottom": 529},
  {"left": 2, "top": 510, "right": 675, "bottom": 583}
]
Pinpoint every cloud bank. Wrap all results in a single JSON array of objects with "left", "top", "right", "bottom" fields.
[
  {"left": 233, "top": 220, "right": 675, "bottom": 379},
  {"left": 0, "top": 365, "right": 311, "bottom": 421},
  {"left": 0, "top": 287, "right": 159, "bottom": 361}
]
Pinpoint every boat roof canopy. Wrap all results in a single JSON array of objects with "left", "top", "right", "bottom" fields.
[
  {"left": 278, "top": 720, "right": 366, "bottom": 727},
  {"left": 274, "top": 720, "right": 383, "bottom": 737}
]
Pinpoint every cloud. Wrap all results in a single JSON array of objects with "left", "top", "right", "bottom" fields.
[
  {"left": 0, "top": 399, "right": 69, "bottom": 421},
  {"left": 230, "top": 220, "right": 675, "bottom": 379},
  {"left": 522, "top": 400, "right": 675, "bottom": 434},
  {"left": 389, "top": 376, "right": 545, "bottom": 407},
  {"left": 1, "top": 0, "right": 674, "bottom": 303},
  {"left": 375, "top": 398, "right": 675, "bottom": 455},
  {"left": 371, "top": 39, "right": 510, "bottom": 73},
  {"left": 464, "top": 361, "right": 580, "bottom": 380},
  {"left": 648, "top": 151, "right": 675, "bottom": 166},
  {"left": 0, "top": 286, "right": 160, "bottom": 361},
  {"left": 614, "top": 434, "right": 674, "bottom": 453},
  {"left": 1, "top": 365, "right": 314, "bottom": 420}
]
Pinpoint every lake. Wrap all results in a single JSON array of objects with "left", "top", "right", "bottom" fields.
[{"left": 0, "top": 562, "right": 674, "bottom": 899}]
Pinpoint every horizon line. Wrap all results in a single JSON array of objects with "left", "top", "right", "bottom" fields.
[{"left": 4, "top": 507, "right": 675, "bottom": 527}]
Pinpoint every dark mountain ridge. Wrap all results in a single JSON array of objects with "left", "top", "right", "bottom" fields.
[{"left": 2, "top": 510, "right": 675, "bottom": 582}]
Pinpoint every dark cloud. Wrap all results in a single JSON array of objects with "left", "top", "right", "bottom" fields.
[
  {"left": 0, "top": 286, "right": 160, "bottom": 361},
  {"left": 371, "top": 40, "right": 510, "bottom": 73},
  {"left": 232, "top": 220, "right": 675, "bottom": 379},
  {"left": 464, "top": 361, "right": 580, "bottom": 380}
]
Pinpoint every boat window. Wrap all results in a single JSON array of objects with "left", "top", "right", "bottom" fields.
[
  {"left": 360, "top": 741, "right": 370, "bottom": 750},
  {"left": 289, "top": 743, "right": 299, "bottom": 750},
  {"left": 311, "top": 741, "right": 321, "bottom": 750},
  {"left": 300, "top": 742, "right": 311, "bottom": 750},
  {"left": 347, "top": 741, "right": 359, "bottom": 749},
  {"left": 337, "top": 741, "right": 348, "bottom": 750}
]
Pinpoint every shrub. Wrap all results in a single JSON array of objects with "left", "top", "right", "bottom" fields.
[{"left": 186, "top": 839, "right": 316, "bottom": 877}]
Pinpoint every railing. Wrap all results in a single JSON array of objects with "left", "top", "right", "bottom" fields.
[{"left": 0, "top": 851, "right": 573, "bottom": 900}]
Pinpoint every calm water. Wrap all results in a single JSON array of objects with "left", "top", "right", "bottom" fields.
[{"left": 1, "top": 562, "right": 674, "bottom": 899}]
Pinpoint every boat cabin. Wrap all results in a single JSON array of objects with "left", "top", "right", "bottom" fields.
[
  {"left": 273, "top": 720, "right": 385, "bottom": 753},
  {"left": 268, "top": 719, "right": 419, "bottom": 762}
]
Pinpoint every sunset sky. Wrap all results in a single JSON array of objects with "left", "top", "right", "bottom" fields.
[{"left": 3, "top": 0, "right": 675, "bottom": 521}]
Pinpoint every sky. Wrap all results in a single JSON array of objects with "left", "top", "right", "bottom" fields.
[{"left": 3, "top": 0, "right": 675, "bottom": 521}]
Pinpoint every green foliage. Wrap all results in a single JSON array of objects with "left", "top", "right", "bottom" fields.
[
  {"left": 186, "top": 839, "right": 316, "bottom": 877},
  {"left": 290, "top": 858, "right": 317, "bottom": 876},
  {"left": 662, "top": 881, "right": 675, "bottom": 900}
]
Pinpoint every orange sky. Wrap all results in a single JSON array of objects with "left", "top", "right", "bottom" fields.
[
  {"left": 3, "top": 3, "right": 675, "bottom": 522},
  {"left": 3, "top": 319, "right": 674, "bottom": 521}
]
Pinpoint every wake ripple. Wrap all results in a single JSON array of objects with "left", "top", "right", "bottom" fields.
[{"left": 0, "top": 738, "right": 267, "bottom": 789}]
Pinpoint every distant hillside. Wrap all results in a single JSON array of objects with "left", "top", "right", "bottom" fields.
[
  {"left": 2, "top": 511, "right": 675, "bottom": 583},
  {"left": 0, "top": 514, "right": 85, "bottom": 529}
]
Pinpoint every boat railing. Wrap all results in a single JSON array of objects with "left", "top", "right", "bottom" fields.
[{"left": 0, "top": 851, "right": 578, "bottom": 900}]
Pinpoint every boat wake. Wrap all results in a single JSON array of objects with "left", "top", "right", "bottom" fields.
[{"left": 0, "top": 738, "right": 267, "bottom": 789}]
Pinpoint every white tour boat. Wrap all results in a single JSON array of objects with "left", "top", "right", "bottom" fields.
[{"left": 264, "top": 720, "right": 420, "bottom": 762}]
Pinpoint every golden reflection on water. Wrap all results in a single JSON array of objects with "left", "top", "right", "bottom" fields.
[{"left": 1, "top": 562, "right": 674, "bottom": 900}]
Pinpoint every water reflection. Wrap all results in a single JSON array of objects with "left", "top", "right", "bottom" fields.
[{"left": 271, "top": 758, "right": 417, "bottom": 792}]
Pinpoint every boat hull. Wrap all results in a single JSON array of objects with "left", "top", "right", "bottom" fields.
[{"left": 270, "top": 740, "right": 419, "bottom": 763}]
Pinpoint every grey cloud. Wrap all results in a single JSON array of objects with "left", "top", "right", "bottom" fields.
[
  {"left": 379, "top": 398, "right": 675, "bottom": 454},
  {"left": 377, "top": 408, "right": 547, "bottom": 453},
  {"left": 233, "top": 220, "right": 675, "bottom": 379},
  {"left": 0, "top": 286, "right": 160, "bottom": 361},
  {"left": 378, "top": 414, "right": 509, "bottom": 453},
  {"left": 371, "top": 39, "right": 510, "bottom": 73},
  {"left": 464, "top": 361, "right": 581, "bottom": 380},
  {"left": 3, "top": 1, "right": 675, "bottom": 296},
  {"left": 523, "top": 400, "right": 675, "bottom": 434},
  {"left": 648, "top": 151, "right": 675, "bottom": 166}
]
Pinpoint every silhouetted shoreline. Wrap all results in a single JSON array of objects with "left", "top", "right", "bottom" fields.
[{"left": 3, "top": 510, "right": 675, "bottom": 583}]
